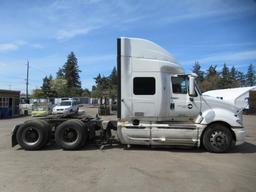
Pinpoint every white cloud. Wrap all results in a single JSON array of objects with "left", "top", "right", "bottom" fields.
[
  {"left": 161, "top": 1, "right": 256, "bottom": 24},
  {"left": 197, "top": 50, "right": 256, "bottom": 63},
  {"left": 180, "top": 49, "right": 256, "bottom": 71},
  {"left": 56, "top": 27, "right": 93, "bottom": 40},
  {"left": 0, "top": 41, "right": 43, "bottom": 52},
  {"left": 30, "top": 43, "right": 44, "bottom": 49},
  {"left": 0, "top": 43, "right": 18, "bottom": 52}
]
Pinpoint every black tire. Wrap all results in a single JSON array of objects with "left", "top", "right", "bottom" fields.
[
  {"left": 202, "top": 124, "right": 234, "bottom": 153},
  {"left": 16, "top": 119, "right": 49, "bottom": 150},
  {"left": 55, "top": 119, "right": 88, "bottom": 150}
]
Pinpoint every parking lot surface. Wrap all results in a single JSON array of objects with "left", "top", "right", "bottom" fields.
[{"left": 0, "top": 110, "right": 256, "bottom": 192}]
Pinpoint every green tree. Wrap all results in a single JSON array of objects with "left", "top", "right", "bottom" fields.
[
  {"left": 110, "top": 67, "right": 118, "bottom": 85},
  {"left": 91, "top": 85, "right": 101, "bottom": 98},
  {"left": 201, "top": 65, "right": 219, "bottom": 91},
  {"left": 50, "top": 78, "right": 68, "bottom": 97},
  {"left": 91, "top": 74, "right": 113, "bottom": 103},
  {"left": 41, "top": 75, "right": 55, "bottom": 97},
  {"left": 218, "top": 63, "right": 232, "bottom": 89},
  {"left": 246, "top": 64, "right": 256, "bottom": 86},
  {"left": 82, "top": 88, "right": 91, "bottom": 97},
  {"left": 31, "top": 89, "right": 44, "bottom": 98},
  {"left": 63, "top": 52, "right": 82, "bottom": 95},
  {"left": 56, "top": 67, "right": 64, "bottom": 79},
  {"left": 237, "top": 71, "right": 246, "bottom": 87},
  {"left": 230, "top": 66, "right": 239, "bottom": 87},
  {"left": 109, "top": 67, "right": 118, "bottom": 99},
  {"left": 192, "top": 61, "right": 204, "bottom": 82}
]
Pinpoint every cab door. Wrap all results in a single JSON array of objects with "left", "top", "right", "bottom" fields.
[{"left": 170, "top": 75, "right": 201, "bottom": 122}]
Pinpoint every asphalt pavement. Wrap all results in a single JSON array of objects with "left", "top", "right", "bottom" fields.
[{"left": 0, "top": 111, "right": 255, "bottom": 192}]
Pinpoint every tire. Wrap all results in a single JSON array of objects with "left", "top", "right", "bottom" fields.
[
  {"left": 55, "top": 119, "right": 88, "bottom": 150},
  {"left": 16, "top": 120, "right": 49, "bottom": 150},
  {"left": 202, "top": 124, "right": 234, "bottom": 153}
]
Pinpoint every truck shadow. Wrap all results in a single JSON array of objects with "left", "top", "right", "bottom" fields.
[
  {"left": 87, "top": 141, "right": 256, "bottom": 154},
  {"left": 229, "top": 142, "right": 256, "bottom": 154},
  {"left": 16, "top": 141, "right": 256, "bottom": 153},
  {"left": 124, "top": 142, "right": 256, "bottom": 154}
]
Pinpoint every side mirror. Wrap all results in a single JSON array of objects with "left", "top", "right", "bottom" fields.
[{"left": 189, "top": 76, "right": 196, "bottom": 96}]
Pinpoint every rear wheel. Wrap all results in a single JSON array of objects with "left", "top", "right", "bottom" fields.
[
  {"left": 16, "top": 120, "right": 49, "bottom": 150},
  {"left": 203, "top": 124, "right": 234, "bottom": 153},
  {"left": 55, "top": 119, "right": 87, "bottom": 150}
]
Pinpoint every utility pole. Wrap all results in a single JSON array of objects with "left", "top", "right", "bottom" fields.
[{"left": 26, "top": 61, "right": 29, "bottom": 103}]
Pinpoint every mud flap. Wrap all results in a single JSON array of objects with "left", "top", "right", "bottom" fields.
[{"left": 11, "top": 124, "right": 22, "bottom": 147}]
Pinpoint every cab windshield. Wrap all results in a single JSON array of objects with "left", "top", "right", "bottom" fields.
[{"left": 60, "top": 101, "right": 72, "bottom": 106}]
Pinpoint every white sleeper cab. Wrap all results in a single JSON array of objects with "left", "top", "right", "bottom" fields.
[{"left": 117, "top": 37, "right": 245, "bottom": 152}]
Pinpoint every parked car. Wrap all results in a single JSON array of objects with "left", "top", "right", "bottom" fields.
[{"left": 52, "top": 100, "right": 79, "bottom": 114}]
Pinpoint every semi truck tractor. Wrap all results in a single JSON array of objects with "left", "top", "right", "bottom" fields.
[{"left": 12, "top": 37, "right": 245, "bottom": 153}]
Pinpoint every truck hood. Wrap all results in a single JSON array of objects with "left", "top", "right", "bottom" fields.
[{"left": 202, "top": 95, "right": 239, "bottom": 114}]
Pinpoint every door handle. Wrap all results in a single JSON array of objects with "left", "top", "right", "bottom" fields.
[{"left": 170, "top": 103, "right": 175, "bottom": 110}]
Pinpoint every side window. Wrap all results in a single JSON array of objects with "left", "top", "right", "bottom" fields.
[
  {"left": 172, "top": 76, "right": 188, "bottom": 94},
  {"left": 133, "top": 77, "right": 155, "bottom": 95}
]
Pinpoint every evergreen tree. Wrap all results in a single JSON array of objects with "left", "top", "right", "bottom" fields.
[
  {"left": 218, "top": 63, "right": 232, "bottom": 88},
  {"left": 237, "top": 71, "right": 246, "bottom": 87},
  {"left": 94, "top": 74, "right": 102, "bottom": 85},
  {"left": 192, "top": 61, "right": 204, "bottom": 82},
  {"left": 63, "top": 52, "right": 82, "bottom": 95},
  {"left": 41, "top": 75, "right": 55, "bottom": 97},
  {"left": 201, "top": 65, "right": 219, "bottom": 91},
  {"left": 56, "top": 67, "right": 64, "bottom": 79},
  {"left": 246, "top": 64, "right": 256, "bottom": 86},
  {"left": 109, "top": 67, "right": 118, "bottom": 85},
  {"left": 230, "top": 66, "right": 239, "bottom": 87},
  {"left": 207, "top": 65, "right": 218, "bottom": 78},
  {"left": 109, "top": 67, "right": 118, "bottom": 99}
]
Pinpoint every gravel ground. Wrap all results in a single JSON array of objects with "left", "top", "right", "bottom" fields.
[{"left": 0, "top": 109, "right": 255, "bottom": 192}]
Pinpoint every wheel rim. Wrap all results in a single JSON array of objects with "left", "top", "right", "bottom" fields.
[
  {"left": 62, "top": 128, "right": 78, "bottom": 143},
  {"left": 22, "top": 127, "right": 40, "bottom": 146},
  {"left": 209, "top": 130, "right": 227, "bottom": 150}
]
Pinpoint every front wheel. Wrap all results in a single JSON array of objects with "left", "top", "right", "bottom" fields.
[{"left": 202, "top": 124, "right": 234, "bottom": 153}]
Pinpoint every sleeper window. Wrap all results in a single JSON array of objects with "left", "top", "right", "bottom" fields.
[{"left": 133, "top": 77, "right": 155, "bottom": 95}]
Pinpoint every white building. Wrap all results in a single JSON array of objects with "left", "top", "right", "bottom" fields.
[{"left": 203, "top": 86, "right": 256, "bottom": 109}]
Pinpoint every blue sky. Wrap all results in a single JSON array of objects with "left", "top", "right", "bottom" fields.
[{"left": 0, "top": 0, "right": 256, "bottom": 93}]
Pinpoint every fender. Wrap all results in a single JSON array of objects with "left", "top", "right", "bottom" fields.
[
  {"left": 200, "top": 109, "right": 241, "bottom": 127},
  {"left": 11, "top": 124, "right": 22, "bottom": 147}
]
